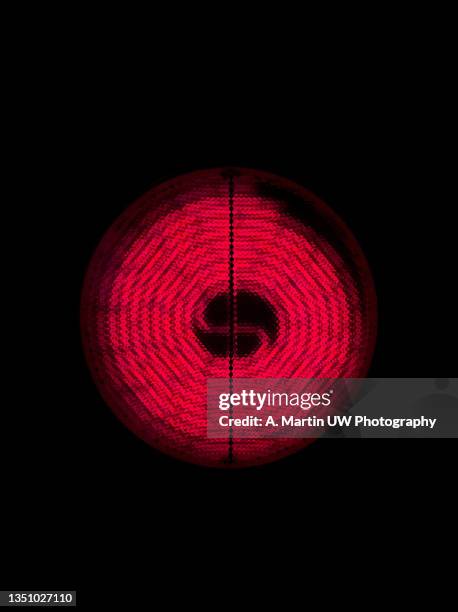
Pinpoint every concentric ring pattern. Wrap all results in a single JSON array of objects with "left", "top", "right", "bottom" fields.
[{"left": 81, "top": 168, "right": 377, "bottom": 467}]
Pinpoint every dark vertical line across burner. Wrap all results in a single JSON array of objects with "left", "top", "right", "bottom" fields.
[{"left": 228, "top": 172, "right": 235, "bottom": 463}]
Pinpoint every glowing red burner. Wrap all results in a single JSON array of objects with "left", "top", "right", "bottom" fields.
[{"left": 81, "top": 168, "right": 377, "bottom": 467}]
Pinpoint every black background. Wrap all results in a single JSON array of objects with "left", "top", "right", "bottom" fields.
[{"left": 3, "top": 76, "right": 456, "bottom": 600}]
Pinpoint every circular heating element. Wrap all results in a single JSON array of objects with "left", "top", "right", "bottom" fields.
[{"left": 81, "top": 168, "right": 377, "bottom": 467}]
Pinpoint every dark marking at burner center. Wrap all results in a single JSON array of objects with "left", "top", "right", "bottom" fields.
[{"left": 194, "top": 291, "right": 278, "bottom": 357}]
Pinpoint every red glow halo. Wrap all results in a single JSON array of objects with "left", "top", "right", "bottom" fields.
[{"left": 81, "top": 168, "right": 377, "bottom": 467}]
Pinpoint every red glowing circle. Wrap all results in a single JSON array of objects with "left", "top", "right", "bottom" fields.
[{"left": 81, "top": 168, "right": 377, "bottom": 467}]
